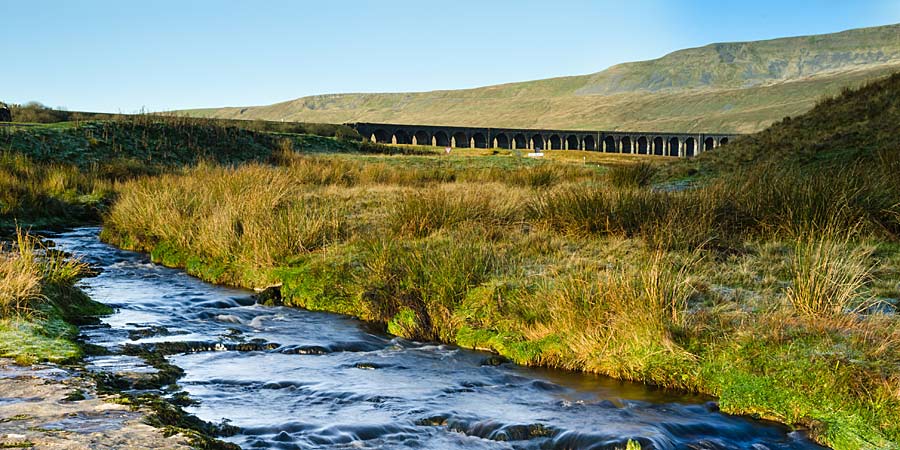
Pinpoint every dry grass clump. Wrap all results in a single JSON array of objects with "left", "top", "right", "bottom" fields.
[
  {"left": 523, "top": 250, "right": 697, "bottom": 386},
  {"left": 391, "top": 183, "right": 527, "bottom": 237},
  {"left": 0, "top": 229, "right": 86, "bottom": 318},
  {"left": 0, "top": 239, "right": 42, "bottom": 317},
  {"left": 607, "top": 162, "right": 658, "bottom": 188},
  {"left": 356, "top": 229, "right": 500, "bottom": 342},
  {"left": 0, "top": 152, "right": 119, "bottom": 226},
  {"left": 104, "top": 164, "right": 350, "bottom": 274},
  {"left": 787, "top": 232, "right": 875, "bottom": 321}
]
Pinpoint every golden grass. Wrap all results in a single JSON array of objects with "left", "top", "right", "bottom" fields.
[
  {"left": 0, "top": 229, "right": 86, "bottom": 318},
  {"left": 99, "top": 150, "right": 900, "bottom": 448},
  {"left": 787, "top": 232, "right": 875, "bottom": 321}
]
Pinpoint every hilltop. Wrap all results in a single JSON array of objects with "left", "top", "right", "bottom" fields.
[{"left": 183, "top": 23, "right": 900, "bottom": 133}]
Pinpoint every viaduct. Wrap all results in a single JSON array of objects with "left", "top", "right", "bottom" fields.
[{"left": 350, "top": 122, "right": 738, "bottom": 158}]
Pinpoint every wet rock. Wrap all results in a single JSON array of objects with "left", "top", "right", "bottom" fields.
[
  {"left": 480, "top": 355, "right": 510, "bottom": 366},
  {"left": 128, "top": 326, "right": 175, "bottom": 341},
  {"left": 254, "top": 284, "right": 283, "bottom": 306},
  {"left": 415, "top": 415, "right": 449, "bottom": 426},
  {"left": 354, "top": 362, "right": 386, "bottom": 370},
  {"left": 0, "top": 358, "right": 191, "bottom": 448}
]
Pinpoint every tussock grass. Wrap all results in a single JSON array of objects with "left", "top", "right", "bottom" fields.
[
  {"left": 607, "top": 162, "right": 658, "bottom": 188},
  {"left": 523, "top": 250, "right": 698, "bottom": 386},
  {"left": 0, "top": 236, "right": 42, "bottom": 318},
  {"left": 787, "top": 232, "right": 875, "bottom": 321},
  {"left": 391, "top": 184, "right": 526, "bottom": 237},
  {"left": 0, "top": 229, "right": 88, "bottom": 318},
  {"left": 0, "top": 228, "right": 100, "bottom": 364}
]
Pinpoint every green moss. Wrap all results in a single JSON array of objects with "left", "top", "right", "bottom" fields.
[
  {"left": 276, "top": 260, "right": 358, "bottom": 316},
  {"left": 0, "top": 441, "right": 36, "bottom": 448},
  {"left": 0, "top": 276, "right": 111, "bottom": 364},
  {"left": 699, "top": 333, "right": 898, "bottom": 448},
  {"left": 386, "top": 309, "right": 418, "bottom": 337},
  {"left": 455, "top": 326, "right": 567, "bottom": 366},
  {"left": 0, "top": 318, "right": 81, "bottom": 364}
]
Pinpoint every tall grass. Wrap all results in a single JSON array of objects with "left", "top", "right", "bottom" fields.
[
  {"left": 787, "top": 232, "right": 875, "bottom": 321},
  {"left": 0, "top": 236, "right": 42, "bottom": 318},
  {"left": 607, "top": 162, "right": 658, "bottom": 188},
  {"left": 0, "top": 229, "right": 86, "bottom": 318},
  {"left": 522, "top": 251, "right": 697, "bottom": 386},
  {"left": 391, "top": 184, "right": 526, "bottom": 237}
]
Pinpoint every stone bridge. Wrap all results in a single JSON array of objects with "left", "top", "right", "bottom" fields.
[{"left": 349, "top": 122, "right": 738, "bottom": 158}]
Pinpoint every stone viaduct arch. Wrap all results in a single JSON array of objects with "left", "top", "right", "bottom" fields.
[
  {"left": 494, "top": 133, "right": 510, "bottom": 149},
  {"left": 392, "top": 130, "right": 410, "bottom": 145},
  {"left": 352, "top": 123, "right": 737, "bottom": 158},
  {"left": 512, "top": 133, "right": 527, "bottom": 149},
  {"left": 413, "top": 130, "right": 430, "bottom": 146},
  {"left": 433, "top": 131, "right": 450, "bottom": 147},
  {"left": 653, "top": 137, "right": 664, "bottom": 155}
]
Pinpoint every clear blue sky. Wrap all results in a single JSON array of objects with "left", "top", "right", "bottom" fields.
[{"left": 2, "top": 0, "right": 899, "bottom": 113}]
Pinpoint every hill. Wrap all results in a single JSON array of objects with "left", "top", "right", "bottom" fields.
[
  {"left": 694, "top": 70, "right": 900, "bottom": 171},
  {"left": 183, "top": 23, "right": 900, "bottom": 133}
]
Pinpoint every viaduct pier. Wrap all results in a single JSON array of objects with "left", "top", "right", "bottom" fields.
[{"left": 350, "top": 122, "right": 739, "bottom": 158}]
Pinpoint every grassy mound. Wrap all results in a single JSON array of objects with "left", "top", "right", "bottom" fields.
[{"left": 0, "top": 229, "right": 112, "bottom": 364}]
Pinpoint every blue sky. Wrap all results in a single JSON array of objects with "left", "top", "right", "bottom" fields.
[{"left": 2, "top": 0, "right": 899, "bottom": 112}]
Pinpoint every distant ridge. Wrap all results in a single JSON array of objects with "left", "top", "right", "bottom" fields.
[{"left": 182, "top": 23, "right": 900, "bottom": 134}]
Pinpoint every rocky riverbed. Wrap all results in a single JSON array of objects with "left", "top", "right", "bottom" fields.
[{"left": 0, "top": 358, "right": 190, "bottom": 449}]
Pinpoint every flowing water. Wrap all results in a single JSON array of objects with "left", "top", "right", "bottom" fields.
[{"left": 51, "top": 228, "right": 826, "bottom": 450}]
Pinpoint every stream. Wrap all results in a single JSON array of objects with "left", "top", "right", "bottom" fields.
[{"left": 50, "top": 227, "right": 826, "bottom": 450}]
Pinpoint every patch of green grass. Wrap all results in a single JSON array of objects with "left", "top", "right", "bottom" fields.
[{"left": 0, "top": 317, "right": 81, "bottom": 365}]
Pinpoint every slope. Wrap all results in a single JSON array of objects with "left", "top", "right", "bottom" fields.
[{"left": 184, "top": 23, "right": 900, "bottom": 133}]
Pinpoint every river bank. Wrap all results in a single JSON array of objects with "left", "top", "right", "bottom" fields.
[
  {"left": 99, "top": 150, "right": 900, "bottom": 449},
  {"left": 0, "top": 230, "right": 242, "bottom": 449},
  {"left": 48, "top": 227, "right": 826, "bottom": 449}
]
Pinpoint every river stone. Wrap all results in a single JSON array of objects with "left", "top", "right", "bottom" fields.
[{"left": 254, "top": 284, "right": 283, "bottom": 306}]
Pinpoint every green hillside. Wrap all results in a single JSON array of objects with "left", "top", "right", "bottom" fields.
[
  {"left": 183, "top": 23, "right": 900, "bottom": 133},
  {"left": 695, "top": 71, "right": 900, "bottom": 172}
]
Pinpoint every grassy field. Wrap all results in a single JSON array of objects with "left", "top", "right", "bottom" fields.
[
  {"left": 183, "top": 24, "right": 900, "bottom": 134},
  {"left": 0, "top": 115, "right": 415, "bottom": 229},
  {"left": 97, "top": 74, "right": 900, "bottom": 450},
  {"left": 2, "top": 72, "right": 900, "bottom": 448}
]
